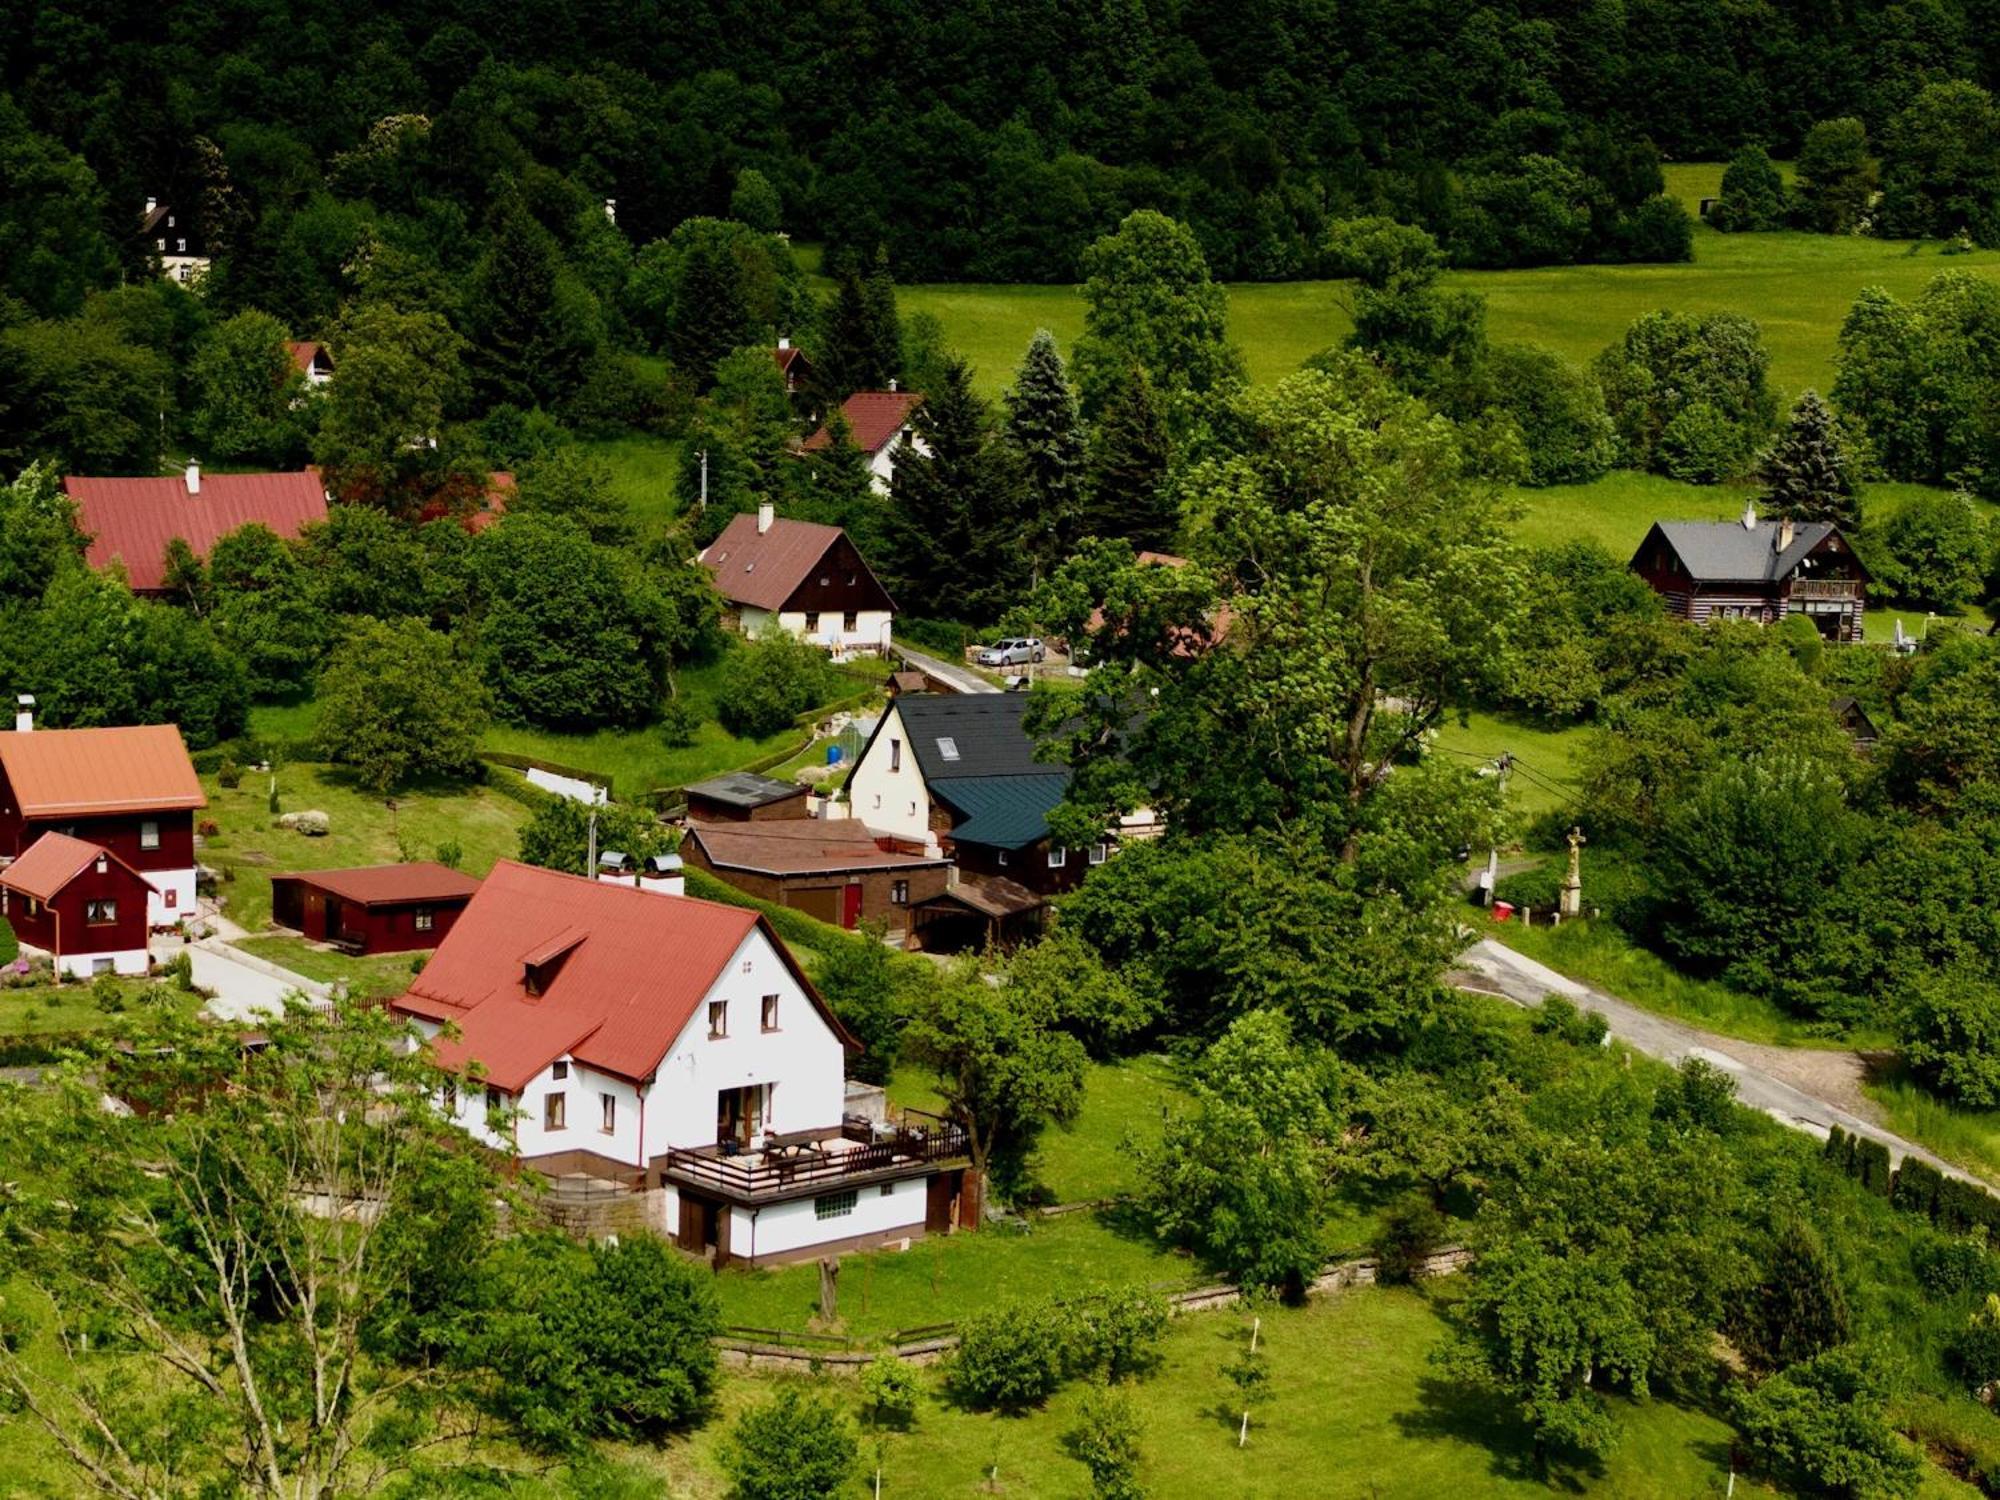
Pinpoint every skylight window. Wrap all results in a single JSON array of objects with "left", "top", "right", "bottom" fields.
[{"left": 937, "top": 736, "right": 960, "bottom": 761}]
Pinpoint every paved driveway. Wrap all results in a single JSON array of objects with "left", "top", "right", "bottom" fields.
[
  {"left": 893, "top": 642, "right": 999, "bottom": 695},
  {"left": 1456, "top": 936, "right": 1979, "bottom": 1186},
  {"left": 154, "top": 937, "right": 331, "bottom": 1022}
]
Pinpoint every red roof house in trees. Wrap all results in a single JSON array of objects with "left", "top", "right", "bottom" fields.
[
  {"left": 287, "top": 341, "right": 334, "bottom": 386},
  {"left": 64, "top": 462, "right": 328, "bottom": 594},
  {"left": 0, "top": 702, "right": 205, "bottom": 929},
  {"left": 270, "top": 863, "right": 481, "bottom": 955},
  {"left": 0, "top": 832, "right": 157, "bottom": 977},
  {"left": 699, "top": 506, "right": 896, "bottom": 654},
  {"left": 799, "top": 388, "right": 925, "bottom": 493}
]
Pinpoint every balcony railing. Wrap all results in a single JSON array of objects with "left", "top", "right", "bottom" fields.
[
  {"left": 660, "top": 1110, "right": 968, "bottom": 1201},
  {"left": 1790, "top": 579, "right": 1862, "bottom": 600}
]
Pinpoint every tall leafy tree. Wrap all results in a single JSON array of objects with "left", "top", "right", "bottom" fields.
[
  {"left": 314, "top": 303, "right": 475, "bottom": 516},
  {"left": 1758, "top": 389, "right": 1863, "bottom": 529},
  {"left": 314, "top": 616, "right": 490, "bottom": 789},
  {"left": 0, "top": 317, "right": 171, "bottom": 474},
  {"left": 1795, "top": 118, "right": 1877, "bottom": 234},
  {"left": 1711, "top": 144, "right": 1787, "bottom": 231},
  {"left": 189, "top": 309, "right": 311, "bottom": 465},
  {"left": 884, "top": 356, "right": 1030, "bottom": 620},
  {"left": 1878, "top": 80, "right": 2000, "bottom": 244},
  {"left": 0, "top": 97, "right": 116, "bottom": 318},
  {"left": 1002, "top": 329, "right": 1087, "bottom": 572},
  {"left": 1071, "top": 210, "right": 1243, "bottom": 419}
]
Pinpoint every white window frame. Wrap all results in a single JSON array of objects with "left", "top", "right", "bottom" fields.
[
  {"left": 600, "top": 1092, "right": 616, "bottom": 1133},
  {"left": 544, "top": 1092, "right": 566, "bottom": 1131},
  {"left": 708, "top": 1000, "right": 728, "bottom": 1039},
  {"left": 1048, "top": 848, "right": 1067, "bottom": 869},
  {"left": 140, "top": 820, "right": 161, "bottom": 850}
]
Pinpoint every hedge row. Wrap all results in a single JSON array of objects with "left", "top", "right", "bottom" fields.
[
  {"left": 191, "top": 736, "right": 318, "bottom": 775},
  {"left": 681, "top": 867, "right": 862, "bottom": 958},
  {"left": 1826, "top": 1126, "right": 2000, "bottom": 1238},
  {"left": 482, "top": 764, "right": 560, "bottom": 814}
]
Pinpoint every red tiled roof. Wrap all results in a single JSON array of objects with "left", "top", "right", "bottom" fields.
[
  {"left": 699, "top": 513, "right": 847, "bottom": 613},
  {"left": 0, "top": 832, "right": 155, "bottom": 903},
  {"left": 686, "top": 819, "right": 950, "bottom": 877},
  {"left": 287, "top": 341, "right": 329, "bottom": 375},
  {"left": 65, "top": 471, "right": 329, "bottom": 592},
  {"left": 773, "top": 345, "right": 809, "bottom": 376},
  {"left": 270, "top": 862, "right": 480, "bottom": 908},
  {"left": 465, "top": 471, "right": 514, "bottom": 534},
  {"left": 801, "top": 391, "right": 922, "bottom": 455},
  {"left": 0, "top": 724, "right": 206, "bottom": 817},
  {"left": 390, "top": 860, "right": 854, "bottom": 1091}
]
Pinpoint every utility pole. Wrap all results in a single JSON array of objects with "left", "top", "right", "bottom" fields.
[
  {"left": 1480, "top": 752, "right": 1511, "bottom": 906},
  {"left": 697, "top": 448, "right": 709, "bottom": 510},
  {"left": 585, "top": 804, "right": 599, "bottom": 878}
]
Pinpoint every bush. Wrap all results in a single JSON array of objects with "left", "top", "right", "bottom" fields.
[
  {"left": 949, "top": 1302, "right": 1073, "bottom": 1412},
  {"left": 162, "top": 950, "right": 195, "bottom": 992},
  {"left": 721, "top": 1387, "right": 857, "bottom": 1500},
  {"left": 1913, "top": 1233, "right": 2000, "bottom": 1297},
  {"left": 1492, "top": 862, "right": 1562, "bottom": 910},
  {"left": 1531, "top": 995, "right": 1608, "bottom": 1048},
  {"left": 1893, "top": 1158, "right": 1944, "bottom": 1220},
  {"left": 717, "top": 633, "right": 838, "bottom": 739},
  {"left": 0, "top": 917, "right": 15, "bottom": 966},
  {"left": 1068, "top": 1288, "right": 1169, "bottom": 1383},
  {"left": 486, "top": 1233, "right": 720, "bottom": 1450},
  {"left": 658, "top": 695, "right": 702, "bottom": 749},
  {"left": 1950, "top": 1295, "right": 2000, "bottom": 1388},
  {"left": 1732, "top": 1344, "right": 1922, "bottom": 1499},
  {"left": 433, "top": 840, "right": 463, "bottom": 870},
  {"left": 1373, "top": 1194, "right": 1447, "bottom": 1284},
  {"left": 1658, "top": 400, "right": 1749, "bottom": 483},
  {"left": 1855, "top": 1137, "right": 1893, "bottom": 1197},
  {"left": 217, "top": 757, "right": 242, "bottom": 789},
  {"left": 1737, "top": 1219, "right": 1851, "bottom": 1370},
  {"left": 1899, "top": 972, "right": 2000, "bottom": 1107},
  {"left": 1064, "top": 1382, "right": 1146, "bottom": 1500},
  {"left": 859, "top": 1353, "right": 922, "bottom": 1431},
  {"left": 91, "top": 973, "right": 125, "bottom": 1012},
  {"left": 1484, "top": 343, "right": 1615, "bottom": 487}
]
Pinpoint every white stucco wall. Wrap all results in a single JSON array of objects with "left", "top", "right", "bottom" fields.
[
  {"left": 845, "top": 704, "right": 931, "bottom": 842},
  {"left": 727, "top": 1174, "right": 925, "bottom": 1259},
  {"left": 52, "top": 946, "right": 148, "bottom": 979},
  {"left": 747, "top": 608, "right": 895, "bottom": 653},
  {"left": 147, "top": 867, "right": 197, "bottom": 927},
  {"left": 867, "top": 432, "right": 929, "bottom": 495}
]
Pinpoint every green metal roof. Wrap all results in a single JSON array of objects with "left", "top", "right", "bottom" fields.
[{"left": 930, "top": 773, "right": 1071, "bottom": 850}]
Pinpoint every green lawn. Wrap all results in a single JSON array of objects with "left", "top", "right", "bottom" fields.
[
  {"left": 648, "top": 1286, "right": 1826, "bottom": 1499},
  {"left": 905, "top": 219, "right": 2000, "bottom": 402},
  {"left": 1865, "top": 1066, "right": 2000, "bottom": 1189},
  {"left": 230, "top": 936, "right": 424, "bottom": 1000},
  {"left": 0, "top": 977, "right": 183, "bottom": 1038},
  {"left": 1429, "top": 710, "right": 1587, "bottom": 821},
  {"left": 577, "top": 432, "right": 684, "bottom": 531},
  {"left": 200, "top": 766, "right": 531, "bottom": 934}
]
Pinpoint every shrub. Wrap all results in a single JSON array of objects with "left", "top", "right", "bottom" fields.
[
  {"left": 162, "top": 951, "right": 195, "bottom": 992},
  {"left": 949, "top": 1302, "right": 1072, "bottom": 1412},
  {"left": 91, "top": 973, "right": 125, "bottom": 1012},
  {"left": 658, "top": 695, "right": 701, "bottom": 749},
  {"left": 1950, "top": 1295, "right": 2000, "bottom": 1388},
  {"left": 1854, "top": 1137, "right": 1893, "bottom": 1197},
  {"left": 433, "top": 840, "right": 463, "bottom": 870},
  {"left": 217, "top": 757, "right": 242, "bottom": 789},
  {"left": 1531, "top": 995, "right": 1608, "bottom": 1048},
  {"left": 1065, "top": 1383, "right": 1146, "bottom": 1500},
  {"left": 1737, "top": 1219, "right": 1851, "bottom": 1370},
  {"left": 721, "top": 1387, "right": 858, "bottom": 1500},
  {"left": 1892, "top": 1158, "right": 1944, "bottom": 1220},
  {"left": 717, "top": 634, "right": 838, "bottom": 739},
  {"left": 1373, "top": 1194, "right": 1448, "bottom": 1284},
  {"left": 1068, "top": 1288, "right": 1169, "bottom": 1383},
  {"left": 1913, "top": 1234, "right": 2000, "bottom": 1297},
  {"left": 1659, "top": 400, "right": 1749, "bottom": 483},
  {"left": 1732, "top": 1344, "right": 1922, "bottom": 1499},
  {"left": 858, "top": 1353, "right": 922, "bottom": 1431},
  {"left": 0, "top": 918, "right": 15, "bottom": 966},
  {"left": 1492, "top": 862, "right": 1562, "bottom": 910}
]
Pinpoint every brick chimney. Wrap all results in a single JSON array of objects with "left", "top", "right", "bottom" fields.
[
  {"left": 13, "top": 694, "right": 32, "bottom": 733},
  {"left": 757, "top": 501, "right": 775, "bottom": 535},
  {"left": 184, "top": 461, "right": 201, "bottom": 496}
]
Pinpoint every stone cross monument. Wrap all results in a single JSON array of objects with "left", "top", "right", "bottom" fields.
[{"left": 1559, "top": 825, "right": 1586, "bottom": 918}]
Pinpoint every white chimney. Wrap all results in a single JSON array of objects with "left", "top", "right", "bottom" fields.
[
  {"left": 778, "top": 335, "right": 790, "bottom": 351},
  {"left": 638, "top": 854, "right": 685, "bottom": 898},
  {"left": 144, "top": 196, "right": 157, "bottom": 215},
  {"left": 13, "top": 695, "right": 33, "bottom": 733},
  {"left": 603, "top": 198, "right": 617, "bottom": 224},
  {"left": 757, "top": 501, "right": 775, "bottom": 535},
  {"left": 888, "top": 377, "right": 898, "bottom": 392},
  {"left": 184, "top": 461, "right": 201, "bottom": 496},
  {"left": 1740, "top": 497, "right": 1756, "bottom": 530},
  {"left": 1776, "top": 516, "right": 1796, "bottom": 552}
]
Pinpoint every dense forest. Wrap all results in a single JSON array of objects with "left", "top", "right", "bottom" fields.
[{"left": 1, "top": 0, "right": 1995, "bottom": 293}]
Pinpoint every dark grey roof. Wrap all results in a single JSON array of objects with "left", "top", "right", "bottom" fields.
[
  {"left": 684, "top": 771, "right": 807, "bottom": 809},
  {"left": 1644, "top": 519, "right": 1838, "bottom": 582},
  {"left": 891, "top": 693, "right": 1062, "bottom": 783}
]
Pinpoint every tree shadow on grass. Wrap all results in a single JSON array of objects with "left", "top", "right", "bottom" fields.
[{"left": 1392, "top": 1374, "right": 1604, "bottom": 1493}]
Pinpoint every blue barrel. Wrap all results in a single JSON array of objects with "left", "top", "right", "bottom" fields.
[{"left": 826, "top": 744, "right": 843, "bottom": 766}]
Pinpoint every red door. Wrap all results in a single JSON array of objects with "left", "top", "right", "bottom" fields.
[
  {"left": 303, "top": 892, "right": 326, "bottom": 941},
  {"left": 841, "top": 882, "right": 863, "bottom": 929}
]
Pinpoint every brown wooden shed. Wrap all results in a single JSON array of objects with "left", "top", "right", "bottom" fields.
[{"left": 270, "top": 863, "right": 480, "bottom": 955}]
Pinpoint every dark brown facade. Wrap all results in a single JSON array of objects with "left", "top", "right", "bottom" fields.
[
  {"left": 679, "top": 827, "right": 950, "bottom": 936},
  {"left": 270, "top": 874, "right": 472, "bottom": 954},
  {"left": 778, "top": 531, "right": 895, "bottom": 619},
  {"left": 1630, "top": 521, "right": 1868, "bottom": 642}
]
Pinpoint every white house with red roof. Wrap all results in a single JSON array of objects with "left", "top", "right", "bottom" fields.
[
  {"left": 63, "top": 463, "right": 329, "bottom": 595},
  {"left": 0, "top": 704, "right": 206, "bottom": 928},
  {"left": 391, "top": 860, "right": 969, "bottom": 1265},
  {"left": 287, "top": 341, "right": 334, "bottom": 387},
  {"left": 699, "top": 504, "right": 896, "bottom": 654},
  {"left": 800, "top": 387, "right": 926, "bottom": 494}
]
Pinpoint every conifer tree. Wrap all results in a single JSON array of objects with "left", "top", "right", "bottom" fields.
[
  {"left": 1003, "top": 329, "right": 1088, "bottom": 572},
  {"left": 1758, "top": 388, "right": 1863, "bottom": 530},
  {"left": 885, "top": 357, "right": 1029, "bottom": 620},
  {"left": 469, "top": 193, "right": 599, "bottom": 410},
  {"left": 1738, "top": 1218, "right": 1851, "bottom": 1369},
  {"left": 668, "top": 231, "right": 753, "bottom": 391},
  {"left": 864, "top": 246, "right": 904, "bottom": 388},
  {"left": 817, "top": 262, "right": 884, "bottom": 401},
  {"left": 1083, "top": 365, "right": 1174, "bottom": 549}
]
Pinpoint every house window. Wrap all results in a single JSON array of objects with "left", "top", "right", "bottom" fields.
[
  {"left": 92, "top": 957, "right": 113, "bottom": 976},
  {"left": 601, "top": 1092, "right": 616, "bottom": 1133},
  {"left": 890, "top": 738, "right": 902, "bottom": 771},
  {"left": 762, "top": 994, "right": 780, "bottom": 1031},
  {"left": 815, "top": 1189, "right": 859, "bottom": 1220},
  {"left": 805, "top": 611, "right": 821, "bottom": 633},
  {"left": 1048, "top": 848, "right": 1067, "bottom": 869},
  {"left": 442, "top": 1079, "right": 458, "bottom": 1114},
  {"left": 94, "top": 855, "right": 107, "bottom": 874},
  {"left": 872, "top": 794, "right": 882, "bottom": 810},
  {"left": 880, "top": 1183, "right": 895, "bottom": 1197},
  {"left": 544, "top": 1093, "right": 566, "bottom": 1131},
  {"left": 162, "top": 888, "right": 176, "bottom": 907},
  {"left": 26, "top": 897, "right": 38, "bottom": 916},
  {"left": 843, "top": 611, "right": 858, "bottom": 632},
  {"left": 708, "top": 1000, "right": 728, "bottom": 1038},
  {"left": 485, "top": 1085, "right": 505, "bottom": 1114},
  {"left": 891, "top": 880, "right": 909, "bottom": 905},
  {"left": 84, "top": 899, "right": 117, "bottom": 924},
  {"left": 996, "top": 850, "right": 1009, "bottom": 867},
  {"left": 140, "top": 820, "right": 160, "bottom": 850},
  {"left": 936, "top": 737, "right": 960, "bottom": 761},
  {"left": 742, "top": 959, "right": 753, "bottom": 973},
  {"left": 414, "top": 907, "right": 434, "bottom": 932},
  {"left": 552, "top": 1059, "right": 569, "bottom": 1081},
  {"left": 1090, "top": 843, "right": 1109, "bottom": 866}
]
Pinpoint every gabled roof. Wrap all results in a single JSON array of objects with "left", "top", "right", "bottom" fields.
[
  {"left": 932, "top": 773, "right": 1072, "bottom": 850},
  {"left": 287, "top": 341, "right": 331, "bottom": 375},
  {"left": 271, "top": 862, "right": 480, "bottom": 907},
  {"left": 773, "top": 345, "right": 812, "bottom": 377},
  {"left": 801, "top": 391, "right": 923, "bottom": 456},
  {"left": 0, "top": 724, "right": 206, "bottom": 817},
  {"left": 391, "top": 860, "right": 854, "bottom": 1092},
  {"left": 685, "top": 771, "right": 808, "bottom": 812},
  {"left": 699, "top": 513, "right": 889, "bottom": 613},
  {"left": 686, "top": 818, "right": 950, "bottom": 876},
  {"left": 0, "top": 832, "right": 156, "bottom": 903},
  {"left": 887, "top": 693, "right": 1057, "bottom": 783},
  {"left": 64, "top": 470, "right": 329, "bottom": 592},
  {"left": 1635, "top": 518, "right": 1859, "bottom": 584}
]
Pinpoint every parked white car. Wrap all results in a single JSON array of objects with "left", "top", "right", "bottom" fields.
[{"left": 975, "top": 637, "right": 1045, "bottom": 666}]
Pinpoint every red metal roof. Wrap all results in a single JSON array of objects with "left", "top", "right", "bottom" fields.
[
  {"left": 391, "top": 860, "right": 852, "bottom": 1092},
  {"left": 699, "top": 513, "right": 848, "bottom": 612},
  {"left": 0, "top": 832, "right": 155, "bottom": 903},
  {"left": 686, "top": 818, "right": 951, "bottom": 876},
  {"left": 801, "top": 391, "right": 923, "bottom": 455},
  {"left": 65, "top": 470, "right": 329, "bottom": 592},
  {"left": 0, "top": 724, "right": 206, "bottom": 817},
  {"left": 269, "top": 862, "right": 480, "bottom": 907}
]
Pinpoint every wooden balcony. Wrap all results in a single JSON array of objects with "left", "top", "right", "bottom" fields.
[
  {"left": 658, "top": 1109, "right": 968, "bottom": 1203},
  {"left": 1789, "top": 579, "right": 1862, "bottom": 601}
]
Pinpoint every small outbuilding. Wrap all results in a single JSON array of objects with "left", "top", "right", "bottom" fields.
[
  {"left": 270, "top": 863, "right": 480, "bottom": 955},
  {"left": 681, "top": 819, "right": 951, "bottom": 937},
  {"left": 0, "top": 832, "right": 156, "bottom": 977},
  {"left": 684, "top": 772, "right": 811, "bottom": 824}
]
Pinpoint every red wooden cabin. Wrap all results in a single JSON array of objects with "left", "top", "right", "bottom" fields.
[
  {"left": 269, "top": 863, "right": 480, "bottom": 955},
  {"left": 0, "top": 832, "right": 156, "bottom": 977}
]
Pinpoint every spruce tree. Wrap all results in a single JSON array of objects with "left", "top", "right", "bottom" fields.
[
  {"left": 1739, "top": 1219, "right": 1851, "bottom": 1369},
  {"left": 1758, "top": 388, "right": 1862, "bottom": 530},
  {"left": 1003, "top": 329, "right": 1088, "bottom": 573},
  {"left": 470, "top": 193, "right": 598, "bottom": 410},
  {"left": 1083, "top": 365, "right": 1174, "bottom": 549},
  {"left": 668, "top": 231, "right": 752, "bottom": 390},
  {"left": 817, "top": 262, "right": 882, "bottom": 401},
  {"left": 863, "top": 246, "right": 904, "bottom": 389},
  {"left": 797, "top": 410, "right": 884, "bottom": 547},
  {"left": 884, "top": 357, "right": 1030, "bottom": 620}
]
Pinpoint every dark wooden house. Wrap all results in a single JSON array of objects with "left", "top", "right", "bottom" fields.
[
  {"left": 698, "top": 508, "right": 897, "bottom": 653},
  {"left": 1629, "top": 507, "right": 1868, "bottom": 642},
  {"left": 680, "top": 818, "right": 951, "bottom": 938},
  {"left": 270, "top": 863, "right": 480, "bottom": 954}
]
